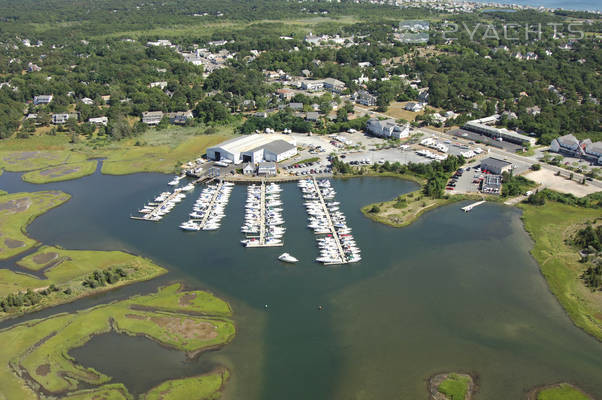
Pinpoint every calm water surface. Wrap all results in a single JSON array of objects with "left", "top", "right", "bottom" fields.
[{"left": 1, "top": 168, "right": 601, "bottom": 399}]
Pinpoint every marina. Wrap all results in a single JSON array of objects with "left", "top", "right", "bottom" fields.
[
  {"left": 241, "top": 181, "right": 285, "bottom": 247},
  {"left": 180, "top": 181, "right": 233, "bottom": 231},
  {"left": 298, "top": 178, "right": 361, "bottom": 265}
]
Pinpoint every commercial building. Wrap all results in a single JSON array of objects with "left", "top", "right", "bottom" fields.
[
  {"left": 480, "top": 157, "right": 513, "bottom": 175},
  {"left": 366, "top": 118, "right": 410, "bottom": 139},
  {"left": 482, "top": 174, "right": 502, "bottom": 195},
  {"left": 463, "top": 120, "right": 536, "bottom": 147},
  {"left": 301, "top": 80, "right": 324, "bottom": 91},
  {"left": 258, "top": 162, "right": 277, "bottom": 176},
  {"left": 206, "top": 134, "right": 297, "bottom": 165}
]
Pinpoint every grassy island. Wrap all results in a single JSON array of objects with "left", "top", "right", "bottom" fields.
[
  {"left": 0, "top": 284, "right": 235, "bottom": 400},
  {"left": 0, "top": 191, "right": 166, "bottom": 320},
  {"left": 21, "top": 160, "right": 98, "bottom": 184},
  {"left": 530, "top": 383, "right": 592, "bottom": 400},
  {"left": 0, "top": 191, "right": 71, "bottom": 260},
  {"left": 429, "top": 372, "right": 475, "bottom": 400},
  {"left": 142, "top": 369, "right": 230, "bottom": 400}
]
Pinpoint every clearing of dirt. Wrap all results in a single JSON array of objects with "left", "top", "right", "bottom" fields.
[
  {"left": 39, "top": 167, "right": 79, "bottom": 178},
  {"left": 35, "top": 364, "right": 50, "bottom": 377},
  {"left": 33, "top": 252, "right": 59, "bottom": 265},
  {"left": 151, "top": 316, "right": 217, "bottom": 340},
  {"left": 179, "top": 293, "right": 197, "bottom": 306},
  {"left": 4, "top": 238, "right": 25, "bottom": 248},
  {"left": 524, "top": 169, "right": 600, "bottom": 197},
  {"left": 0, "top": 197, "right": 32, "bottom": 213}
]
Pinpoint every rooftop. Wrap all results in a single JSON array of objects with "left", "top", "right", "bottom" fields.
[{"left": 209, "top": 134, "right": 296, "bottom": 155}]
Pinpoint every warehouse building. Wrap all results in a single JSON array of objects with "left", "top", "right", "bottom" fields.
[
  {"left": 479, "top": 157, "right": 513, "bottom": 175},
  {"left": 463, "top": 121, "right": 536, "bottom": 147},
  {"left": 206, "top": 134, "right": 297, "bottom": 165}
]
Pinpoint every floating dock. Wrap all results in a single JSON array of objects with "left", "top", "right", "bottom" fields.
[
  {"left": 131, "top": 189, "right": 186, "bottom": 222},
  {"left": 461, "top": 201, "right": 486, "bottom": 212},
  {"left": 241, "top": 181, "right": 284, "bottom": 247},
  {"left": 311, "top": 177, "right": 347, "bottom": 265}
]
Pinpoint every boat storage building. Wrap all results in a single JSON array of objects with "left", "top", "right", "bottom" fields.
[{"left": 206, "top": 134, "right": 297, "bottom": 164}]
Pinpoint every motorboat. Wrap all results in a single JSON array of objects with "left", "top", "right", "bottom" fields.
[{"left": 278, "top": 253, "right": 298, "bottom": 263}]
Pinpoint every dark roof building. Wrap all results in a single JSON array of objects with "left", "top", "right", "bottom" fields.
[{"left": 480, "top": 157, "right": 513, "bottom": 175}]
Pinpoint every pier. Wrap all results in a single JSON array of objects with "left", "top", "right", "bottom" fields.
[
  {"left": 241, "top": 181, "right": 284, "bottom": 247},
  {"left": 131, "top": 189, "right": 185, "bottom": 222},
  {"left": 461, "top": 201, "right": 486, "bottom": 212},
  {"left": 311, "top": 177, "right": 348, "bottom": 265},
  {"left": 195, "top": 181, "right": 223, "bottom": 229}
]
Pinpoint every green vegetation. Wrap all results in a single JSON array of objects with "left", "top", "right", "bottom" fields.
[
  {"left": 0, "top": 150, "right": 88, "bottom": 172},
  {"left": 1, "top": 246, "right": 166, "bottom": 319},
  {"left": 61, "top": 384, "right": 133, "bottom": 400},
  {"left": 143, "top": 369, "right": 230, "bottom": 400},
  {"left": 501, "top": 172, "right": 537, "bottom": 197},
  {"left": 437, "top": 373, "right": 471, "bottom": 400},
  {"left": 294, "top": 157, "right": 320, "bottom": 165},
  {"left": 0, "top": 284, "right": 235, "bottom": 399},
  {"left": 0, "top": 191, "right": 70, "bottom": 260},
  {"left": 21, "top": 160, "right": 97, "bottom": 184},
  {"left": 519, "top": 202, "right": 602, "bottom": 341},
  {"left": 536, "top": 383, "right": 592, "bottom": 400}
]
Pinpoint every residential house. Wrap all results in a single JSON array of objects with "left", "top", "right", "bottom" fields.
[
  {"left": 288, "top": 102, "right": 304, "bottom": 111},
  {"left": 142, "top": 111, "right": 164, "bottom": 125},
  {"left": 404, "top": 102, "right": 424, "bottom": 112},
  {"left": 356, "top": 90, "right": 377, "bottom": 106},
  {"left": 322, "top": 78, "right": 345, "bottom": 93},
  {"left": 33, "top": 95, "right": 53, "bottom": 105},
  {"left": 549, "top": 134, "right": 582, "bottom": 157},
  {"left": 305, "top": 112, "right": 320, "bottom": 122},
  {"left": 583, "top": 141, "right": 602, "bottom": 164},
  {"left": 89, "top": 116, "right": 108, "bottom": 126},
  {"left": 301, "top": 80, "right": 324, "bottom": 91},
  {"left": 167, "top": 111, "right": 193, "bottom": 125},
  {"left": 52, "top": 113, "right": 76, "bottom": 124},
  {"left": 81, "top": 97, "right": 94, "bottom": 105},
  {"left": 276, "top": 88, "right": 295, "bottom": 101},
  {"left": 149, "top": 81, "right": 168, "bottom": 89},
  {"left": 242, "top": 163, "right": 255, "bottom": 175}
]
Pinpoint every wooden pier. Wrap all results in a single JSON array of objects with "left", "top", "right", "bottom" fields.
[
  {"left": 130, "top": 189, "right": 184, "bottom": 222},
  {"left": 312, "top": 177, "right": 348, "bottom": 265},
  {"left": 194, "top": 181, "right": 224, "bottom": 229},
  {"left": 461, "top": 201, "right": 486, "bottom": 212},
  {"left": 248, "top": 180, "right": 283, "bottom": 248}
]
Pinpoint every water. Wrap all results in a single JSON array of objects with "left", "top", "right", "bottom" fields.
[
  {"left": 471, "top": 0, "right": 601, "bottom": 11},
  {"left": 1, "top": 168, "right": 601, "bottom": 399}
]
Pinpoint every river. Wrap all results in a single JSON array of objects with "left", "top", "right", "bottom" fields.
[{"left": 1, "top": 167, "right": 601, "bottom": 399}]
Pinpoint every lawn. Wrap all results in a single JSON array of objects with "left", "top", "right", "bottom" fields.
[
  {"left": 0, "top": 285, "right": 234, "bottom": 399},
  {"left": 437, "top": 373, "right": 471, "bottom": 400},
  {"left": 519, "top": 202, "right": 602, "bottom": 341},
  {"left": 537, "top": 383, "right": 592, "bottom": 400},
  {"left": 0, "top": 191, "right": 71, "bottom": 260},
  {"left": 21, "top": 160, "right": 97, "bottom": 184},
  {"left": 142, "top": 369, "right": 230, "bottom": 400},
  {"left": 1, "top": 246, "right": 167, "bottom": 319}
]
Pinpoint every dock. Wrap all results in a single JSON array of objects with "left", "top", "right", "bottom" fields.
[
  {"left": 461, "top": 200, "right": 486, "bottom": 212},
  {"left": 194, "top": 181, "right": 224, "bottom": 229},
  {"left": 241, "top": 181, "right": 284, "bottom": 248},
  {"left": 130, "top": 189, "right": 185, "bottom": 222},
  {"left": 311, "top": 177, "right": 348, "bottom": 265},
  {"left": 259, "top": 181, "right": 266, "bottom": 245}
]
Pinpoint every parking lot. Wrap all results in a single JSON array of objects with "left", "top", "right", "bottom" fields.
[{"left": 450, "top": 128, "right": 523, "bottom": 153}]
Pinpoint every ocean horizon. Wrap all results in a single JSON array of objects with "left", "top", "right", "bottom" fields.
[{"left": 469, "top": 0, "right": 601, "bottom": 12}]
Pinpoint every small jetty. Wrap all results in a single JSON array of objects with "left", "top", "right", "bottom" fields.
[
  {"left": 298, "top": 178, "right": 361, "bottom": 265},
  {"left": 179, "top": 181, "right": 233, "bottom": 231},
  {"left": 241, "top": 181, "right": 285, "bottom": 247},
  {"left": 131, "top": 188, "right": 187, "bottom": 222},
  {"left": 461, "top": 201, "right": 486, "bottom": 212}
]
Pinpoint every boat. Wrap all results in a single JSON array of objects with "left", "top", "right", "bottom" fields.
[{"left": 278, "top": 253, "right": 298, "bottom": 263}]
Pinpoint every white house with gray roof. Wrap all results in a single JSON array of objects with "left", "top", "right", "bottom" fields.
[
  {"left": 549, "top": 134, "right": 582, "bottom": 157},
  {"left": 366, "top": 118, "right": 410, "bottom": 140}
]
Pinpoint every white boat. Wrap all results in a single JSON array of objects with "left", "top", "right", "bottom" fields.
[{"left": 278, "top": 253, "right": 298, "bottom": 263}]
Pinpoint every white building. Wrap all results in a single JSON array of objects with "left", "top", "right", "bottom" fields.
[
  {"left": 89, "top": 116, "right": 108, "bottom": 126},
  {"left": 206, "top": 134, "right": 297, "bottom": 165},
  {"left": 149, "top": 81, "right": 168, "bottom": 89},
  {"left": 33, "top": 95, "right": 53, "bottom": 105},
  {"left": 52, "top": 113, "right": 76, "bottom": 124},
  {"left": 142, "top": 111, "right": 164, "bottom": 125},
  {"left": 366, "top": 118, "right": 410, "bottom": 139},
  {"left": 301, "top": 80, "right": 324, "bottom": 91}
]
